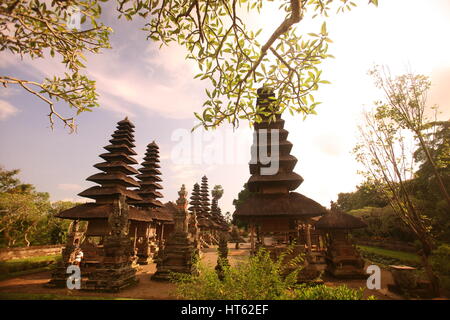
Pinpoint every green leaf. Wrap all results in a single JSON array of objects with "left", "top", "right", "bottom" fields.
[{"left": 321, "top": 22, "right": 327, "bottom": 35}]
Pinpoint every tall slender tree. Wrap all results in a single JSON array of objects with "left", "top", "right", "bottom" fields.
[
  {"left": 369, "top": 66, "right": 450, "bottom": 210},
  {"left": 354, "top": 107, "right": 440, "bottom": 296}
]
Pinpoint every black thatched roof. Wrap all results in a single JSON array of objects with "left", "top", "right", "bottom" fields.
[
  {"left": 150, "top": 202, "right": 176, "bottom": 222},
  {"left": 234, "top": 192, "right": 327, "bottom": 220},
  {"left": 56, "top": 203, "right": 152, "bottom": 222},
  {"left": 314, "top": 209, "right": 367, "bottom": 230}
]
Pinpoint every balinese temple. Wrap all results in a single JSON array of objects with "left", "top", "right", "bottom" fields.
[
  {"left": 128, "top": 141, "right": 165, "bottom": 264},
  {"left": 315, "top": 202, "right": 367, "bottom": 278},
  {"left": 48, "top": 117, "right": 152, "bottom": 291},
  {"left": 233, "top": 87, "right": 327, "bottom": 256}
]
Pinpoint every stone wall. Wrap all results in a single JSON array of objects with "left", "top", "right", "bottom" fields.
[{"left": 0, "top": 245, "right": 63, "bottom": 261}]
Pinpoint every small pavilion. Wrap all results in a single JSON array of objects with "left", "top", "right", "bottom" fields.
[{"left": 315, "top": 202, "right": 368, "bottom": 278}]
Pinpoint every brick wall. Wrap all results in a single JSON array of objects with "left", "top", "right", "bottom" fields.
[{"left": 0, "top": 245, "right": 63, "bottom": 261}]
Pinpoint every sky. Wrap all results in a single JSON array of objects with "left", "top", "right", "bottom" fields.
[{"left": 1, "top": 0, "right": 450, "bottom": 215}]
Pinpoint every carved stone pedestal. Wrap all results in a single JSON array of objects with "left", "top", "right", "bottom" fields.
[{"left": 152, "top": 185, "right": 198, "bottom": 281}]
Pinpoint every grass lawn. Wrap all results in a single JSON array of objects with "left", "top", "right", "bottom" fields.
[
  {"left": 0, "top": 254, "right": 61, "bottom": 281},
  {"left": 0, "top": 292, "right": 139, "bottom": 300},
  {"left": 357, "top": 245, "right": 420, "bottom": 264}
]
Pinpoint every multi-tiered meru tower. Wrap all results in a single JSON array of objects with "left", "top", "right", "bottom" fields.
[
  {"left": 129, "top": 141, "right": 165, "bottom": 264},
  {"left": 48, "top": 118, "right": 151, "bottom": 292},
  {"left": 234, "top": 88, "right": 327, "bottom": 250}
]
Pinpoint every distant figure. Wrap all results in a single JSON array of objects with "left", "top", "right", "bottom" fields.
[{"left": 73, "top": 248, "right": 83, "bottom": 266}]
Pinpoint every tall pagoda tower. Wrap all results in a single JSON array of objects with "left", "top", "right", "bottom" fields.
[
  {"left": 199, "top": 176, "right": 218, "bottom": 244},
  {"left": 48, "top": 117, "right": 150, "bottom": 292},
  {"left": 129, "top": 141, "right": 164, "bottom": 264},
  {"left": 79, "top": 117, "right": 142, "bottom": 204},
  {"left": 199, "top": 176, "right": 211, "bottom": 219},
  {"left": 211, "top": 197, "right": 228, "bottom": 231},
  {"left": 188, "top": 183, "right": 209, "bottom": 247},
  {"left": 234, "top": 88, "right": 327, "bottom": 251},
  {"left": 131, "top": 141, "right": 163, "bottom": 208},
  {"left": 188, "top": 183, "right": 202, "bottom": 215}
]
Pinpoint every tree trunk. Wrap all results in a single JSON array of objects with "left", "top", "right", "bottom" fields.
[
  {"left": 421, "top": 253, "right": 440, "bottom": 297},
  {"left": 418, "top": 237, "right": 440, "bottom": 297},
  {"left": 417, "top": 133, "right": 450, "bottom": 210},
  {"left": 24, "top": 232, "right": 31, "bottom": 247},
  {"left": 6, "top": 232, "right": 14, "bottom": 248}
]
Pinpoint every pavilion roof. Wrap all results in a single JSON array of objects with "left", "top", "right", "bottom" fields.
[
  {"left": 56, "top": 203, "right": 152, "bottom": 222},
  {"left": 78, "top": 186, "right": 142, "bottom": 201},
  {"left": 314, "top": 209, "right": 368, "bottom": 230},
  {"left": 234, "top": 192, "right": 327, "bottom": 220},
  {"left": 150, "top": 201, "right": 176, "bottom": 222}
]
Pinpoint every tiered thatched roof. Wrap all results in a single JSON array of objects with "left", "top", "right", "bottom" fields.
[
  {"left": 211, "top": 198, "right": 229, "bottom": 231},
  {"left": 247, "top": 89, "right": 303, "bottom": 193},
  {"left": 200, "top": 176, "right": 211, "bottom": 217},
  {"left": 234, "top": 88, "right": 326, "bottom": 222},
  {"left": 58, "top": 118, "right": 149, "bottom": 221},
  {"left": 189, "top": 183, "right": 208, "bottom": 227},
  {"left": 234, "top": 192, "right": 327, "bottom": 218},
  {"left": 56, "top": 203, "right": 152, "bottom": 222},
  {"left": 78, "top": 117, "right": 142, "bottom": 203},
  {"left": 130, "top": 141, "right": 163, "bottom": 209}
]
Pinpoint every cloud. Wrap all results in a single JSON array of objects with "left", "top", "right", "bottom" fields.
[
  {"left": 57, "top": 197, "right": 91, "bottom": 203},
  {"left": 0, "top": 87, "right": 20, "bottom": 98},
  {"left": 2, "top": 41, "right": 205, "bottom": 120},
  {"left": 86, "top": 43, "right": 205, "bottom": 120},
  {"left": 0, "top": 100, "right": 19, "bottom": 120},
  {"left": 57, "top": 183, "right": 83, "bottom": 191}
]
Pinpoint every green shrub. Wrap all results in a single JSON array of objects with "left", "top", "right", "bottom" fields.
[
  {"left": 431, "top": 244, "right": 450, "bottom": 291},
  {"left": 172, "top": 248, "right": 372, "bottom": 300},
  {"left": 291, "top": 284, "right": 370, "bottom": 300}
]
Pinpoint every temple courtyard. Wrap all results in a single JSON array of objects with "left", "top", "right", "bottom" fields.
[{"left": 0, "top": 242, "right": 399, "bottom": 300}]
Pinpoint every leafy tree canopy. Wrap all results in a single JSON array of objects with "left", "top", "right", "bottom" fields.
[
  {"left": 337, "top": 178, "right": 388, "bottom": 212},
  {"left": 211, "top": 184, "right": 224, "bottom": 200},
  {"left": 1, "top": 0, "right": 378, "bottom": 131},
  {"left": 0, "top": 166, "right": 76, "bottom": 247}
]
